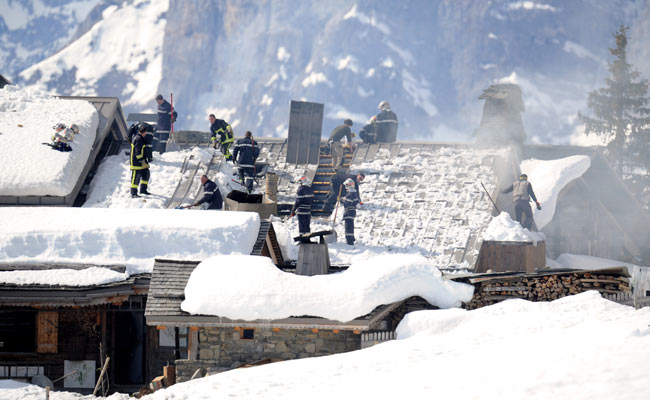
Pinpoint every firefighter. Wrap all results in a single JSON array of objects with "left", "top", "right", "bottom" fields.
[
  {"left": 232, "top": 131, "right": 260, "bottom": 193},
  {"left": 129, "top": 122, "right": 155, "bottom": 162},
  {"left": 154, "top": 94, "right": 177, "bottom": 154},
  {"left": 182, "top": 175, "right": 222, "bottom": 209},
  {"left": 129, "top": 125, "right": 151, "bottom": 198},
  {"left": 375, "top": 101, "right": 398, "bottom": 142},
  {"left": 328, "top": 119, "right": 354, "bottom": 169},
  {"left": 326, "top": 172, "right": 364, "bottom": 209},
  {"left": 359, "top": 116, "right": 377, "bottom": 144},
  {"left": 501, "top": 173, "right": 542, "bottom": 229},
  {"left": 342, "top": 178, "right": 361, "bottom": 245},
  {"left": 208, "top": 114, "right": 234, "bottom": 161},
  {"left": 291, "top": 176, "right": 314, "bottom": 235}
]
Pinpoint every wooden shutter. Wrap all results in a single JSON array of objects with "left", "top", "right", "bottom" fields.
[{"left": 37, "top": 311, "right": 58, "bottom": 353}]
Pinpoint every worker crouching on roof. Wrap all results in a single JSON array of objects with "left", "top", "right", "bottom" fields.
[
  {"left": 342, "top": 178, "right": 361, "bottom": 246},
  {"left": 501, "top": 173, "right": 542, "bottom": 230},
  {"left": 182, "top": 175, "right": 222, "bottom": 209},
  {"left": 208, "top": 114, "right": 234, "bottom": 161},
  {"left": 291, "top": 176, "right": 314, "bottom": 235}
]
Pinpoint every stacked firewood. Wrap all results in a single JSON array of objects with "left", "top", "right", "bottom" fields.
[{"left": 464, "top": 271, "right": 631, "bottom": 310}]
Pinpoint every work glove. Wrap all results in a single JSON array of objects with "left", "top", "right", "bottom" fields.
[{"left": 536, "top": 201, "right": 542, "bottom": 210}]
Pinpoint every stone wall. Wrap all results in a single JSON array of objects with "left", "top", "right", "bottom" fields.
[{"left": 176, "top": 327, "right": 360, "bottom": 382}]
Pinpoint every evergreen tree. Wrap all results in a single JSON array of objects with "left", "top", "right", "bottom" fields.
[{"left": 579, "top": 25, "right": 650, "bottom": 209}]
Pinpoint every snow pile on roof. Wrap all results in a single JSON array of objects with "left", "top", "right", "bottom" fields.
[
  {"left": 76, "top": 291, "right": 649, "bottom": 400},
  {"left": 520, "top": 155, "right": 591, "bottom": 229},
  {"left": 0, "top": 86, "right": 98, "bottom": 197},
  {"left": 321, "top": 145, "right": 507, "bottom": 269},
  {"left": 0, "top": 208, "right": 260, "bottom": 275},
  {"left": 84, "top": 147, "right": 214, "bottom": 209},
  {"left": 0, "top": 267, "right": 128, "bottom": 287},
  {"left": 482, "top": 211, "right": 546, "bottom": 244},
  {"left": 552, "top": 253, "right": 637, "bottom": 271},
  {"left": 19, "top": 0, "right": 169, "bottom": 109},
  {"left": 181, "top": 254, "right": 474, "bottom": 322}
]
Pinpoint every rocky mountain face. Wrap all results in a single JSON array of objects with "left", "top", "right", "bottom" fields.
[{"left": 4, "top": 0, "right": 649, "bottom": 143}]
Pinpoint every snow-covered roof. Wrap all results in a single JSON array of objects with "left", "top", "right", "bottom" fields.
[
  {"left": 0, "top": 86, "right": 99, "bottom": 198},
  {"left": 0, "top": 87, "right": 128, "bottom": 205},
  {"left": 0, "top": 208, "right": 261, "bottom": 275},
  {"left": 0, "top": 262, "right": 150, "bottom": 308},
  {"left": 258, "top": 141, "right": 509, "bottom": 270},
  {"left": 181, "top": 254, "right": 473, "bottom": 322},
  {"left": 146, "top": 253, "right": 473, "bottom": 328}
]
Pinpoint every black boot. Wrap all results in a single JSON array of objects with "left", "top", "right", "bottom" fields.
[{"left": 130, "top": 188, "right": 140, "bottom": 198}]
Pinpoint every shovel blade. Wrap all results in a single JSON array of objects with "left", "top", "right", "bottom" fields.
[{"left": 324, "top": 229, "right": 337, "bottom": 244}]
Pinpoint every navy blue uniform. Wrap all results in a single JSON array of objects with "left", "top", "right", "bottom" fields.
[
  {"left": 359, "top": 122, "right": 376, "bottom": 144},
  {"left": 196, "top": 179, "right": 223, "bottom": 209},
  {"left": 210, "top": 120, "right": 234, "bottom": 160},
  {"left": 292, "top": 185, "right": 314, "bottom": 234},
  {"left": 155, "top": 99, "right": 177, "bottom": 154},
  {"left": 327, "top": 173, "right": 361, "bottom": 207},
  {"left": 375, "top": 109, "right": 398, "bottom": 142},
  {"left": 232, "top": 137, "right": 260, "bottom": 193},
  {"left": 130, "top": 134, "right": 150, "bottom": 196},
  {"left": 342, "top": 189, "right": 360, "bottom": 245}
]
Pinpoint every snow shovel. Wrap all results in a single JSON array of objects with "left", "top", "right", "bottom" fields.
[
  {"left": 325, "top": 184, "right": 344, "bottom": 244},
  {"left": 480, "top": 182, "right": 500, "bottom": 214}
]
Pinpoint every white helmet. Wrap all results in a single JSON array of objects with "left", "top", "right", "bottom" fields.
[
  {"left": 343, "top": 178, "right": 355, "bottom": 187},
  {"left": 378, "top": 100, "right": 390, "bottom": 111},
  {"left": 299, "top": 176, "right": 310, "bottom": 186}
]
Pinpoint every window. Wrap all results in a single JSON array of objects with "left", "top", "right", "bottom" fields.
[
  {"left": 0, "top": 311, "right": 37, "bottom": 353},
  {"left": 241, "top": 329, "right": 255, "bottom": 340}
]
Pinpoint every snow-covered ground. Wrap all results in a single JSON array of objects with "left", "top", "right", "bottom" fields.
[
  {"left": 181, "top": 254, "right": 474, "bottom": 321},
  {"left": 5, "top": 291, "right": 649, "bottom": 400},
  {"left": 0, "top": 86, "right": 98, "bottom": 196},
  {"left": 520, "top": 155, "right": 591, "bottom": 229},
  {"left": 0, "top": 208, "right": 260, "bottom": 275}
]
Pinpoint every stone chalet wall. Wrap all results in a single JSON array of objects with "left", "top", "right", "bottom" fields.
[{"left": 176, "top": 326, "right": 360, "bottom": 382}]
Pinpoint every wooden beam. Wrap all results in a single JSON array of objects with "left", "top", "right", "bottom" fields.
[{"left": 188, "top": 328, "right": 198, "bottom": 361}]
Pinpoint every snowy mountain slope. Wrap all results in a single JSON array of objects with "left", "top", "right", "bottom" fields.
[
  {"left": 0, "top": 0, "right": 101, "bottom": 78},
  {"left": 17, "top": 0, "right": 169, "bottom": 110},
  {"left": 8, "top": 0, "right": 650, "bottom": 143}
]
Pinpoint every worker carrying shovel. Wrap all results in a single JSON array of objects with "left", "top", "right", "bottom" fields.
[{"left": 501, "top": 173, "right": 541, "bottom": 230}]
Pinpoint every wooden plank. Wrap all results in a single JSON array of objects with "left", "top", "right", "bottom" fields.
[
  {"left": 580, "top": 278, "right": 623, "bottom": 284},
  {"left": 483, "top": 286, "right": 528, "bottom": 292},
  {"left": 37, "top": 311, "right": 58, "bottom": 353},
  {"left": 188, "top": 328, "right": 198, "bottom": 361},
  {"left": 296, "top": 244, "right": 330, "bottom": 276}
]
